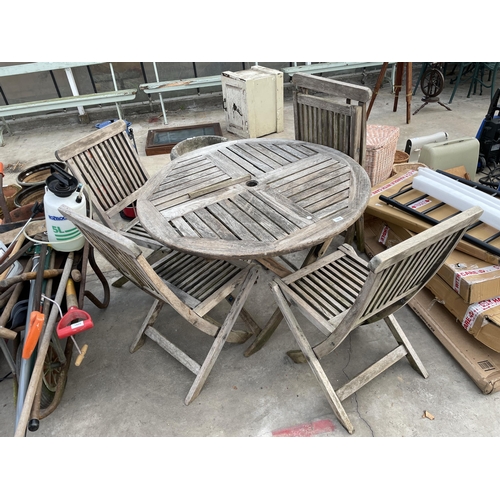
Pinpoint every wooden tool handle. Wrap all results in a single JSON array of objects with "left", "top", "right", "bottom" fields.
[
  {"left": 75, "top": 344, "right": 88, "bottom": 366},
  {"left": 65, "top": 278, "right": 78, "bottom": 309},
  {"left": 0, "top": 325, "right": 17, "bottom": 340},
  {"left": 0, "top": 269, "right": 63, "bottom": 289}
]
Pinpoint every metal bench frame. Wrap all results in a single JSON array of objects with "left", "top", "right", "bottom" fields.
[
  {"left": 139, "top": 62, "right": 387, "bottom": 125},
  {"left": 0, "top": 62, "right": 137, "bottom": 146}
]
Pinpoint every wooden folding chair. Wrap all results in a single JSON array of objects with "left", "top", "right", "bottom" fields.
[
  {"left": 292, "top": 73, "right": 372, "bottom": 255},
  {"left": 55, "top": 119, "right": 161, "bottom": 252},
  {"left": 59, "top": 205, "right": 260, "bottom": 405},
  {"left": 270, "top": 206, "right": 482, "bottom": 434}
]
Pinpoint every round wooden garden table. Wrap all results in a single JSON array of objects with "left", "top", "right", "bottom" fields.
[
  {"left": 137, "top": 138, "right": 371, "bottom": 354},
  {"left": 137, "top": 138, "right": 371, "bottom": 260}
]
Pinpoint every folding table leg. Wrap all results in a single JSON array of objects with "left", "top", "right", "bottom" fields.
[{"left": 185, "top": 266, "right": 259, "bottom": 404}]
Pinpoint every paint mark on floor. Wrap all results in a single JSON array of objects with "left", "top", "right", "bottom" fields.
[{"left": 272, "top": 419, "right": 335, "bottom": 437}]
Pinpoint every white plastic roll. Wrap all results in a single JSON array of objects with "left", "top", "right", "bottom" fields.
[{"left": 412, "top": 175, "right": 500, "bottom": 230}]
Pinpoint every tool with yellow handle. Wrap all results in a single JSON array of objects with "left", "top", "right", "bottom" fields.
[{"left": 56, "top": 278, "right": 92, "bottom": 366}]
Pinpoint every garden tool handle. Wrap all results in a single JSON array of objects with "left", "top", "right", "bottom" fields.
[
  {"left": 0, "top": 269, "right": 63, "bottom": 290},
  {"left": 75, "top": 343, "right": 88, "bottom": 366},
  {"left": 65, "top": 278, "right": 78, "bottom": 309}
]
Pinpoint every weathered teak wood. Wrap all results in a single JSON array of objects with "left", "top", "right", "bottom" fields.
[
  {"left": 270, "top": 207, "right": 483, "bottom": 434},
  {"left": 59, "top": 206, "right": 260, "bottom": 405},
  {"left": 56, "top": 120, "right": 149, "bottom": 228},
  {"left": 137, "top": 139, "right": 371, "bottom": 262},
  {"left": 292, "top": 73, "right": 372, "bottom": 255},
  {"left": 136, "top": 138, "right": 371, "bottom": 356}
]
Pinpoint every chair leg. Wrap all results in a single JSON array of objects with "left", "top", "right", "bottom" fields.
[
  {"left": 270, "top": 282, "right": 354, "bottom": 434},
  {"left": 184, "top": 266, "right": 259, "bottom": 405},
  {"left": 129, "top": 299, "right": 164, "bottom": 353},
  {"left": 384, "top": 314, "right": 428, "bottom": 379}
]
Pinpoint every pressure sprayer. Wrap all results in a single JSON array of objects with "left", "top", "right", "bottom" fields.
[{"left": 43, "top": 164, "right": 86, "bottom": 252}]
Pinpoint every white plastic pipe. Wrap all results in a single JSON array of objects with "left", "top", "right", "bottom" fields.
[
  {"left": 416, "top": 168, "right": 500, "bottom": 213},
  {"left": 412, "top": 171, "right": 500, "bottom": 230}
]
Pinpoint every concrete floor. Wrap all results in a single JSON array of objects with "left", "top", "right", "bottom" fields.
[{"left": 1, "top": 69, "right": 499, "bottom": 438}]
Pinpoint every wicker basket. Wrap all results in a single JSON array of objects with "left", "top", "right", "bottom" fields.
[
  {"left": 391, "top": 162, "right": 428, "bottom": 176},
  {"left": 365, "top": 125, "right": 400, "bottom": 186},
  {"left": 394, "top": 150, "right": 410, "bottom": 164}
]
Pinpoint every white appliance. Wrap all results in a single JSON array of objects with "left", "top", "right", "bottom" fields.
[{"left": 419, "top": 137, "right": 480, "bottom": 180}]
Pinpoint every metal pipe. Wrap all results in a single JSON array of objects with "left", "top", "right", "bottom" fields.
[
  {"left": 0, "top": 85, "right": 8, "bottom": 105},
  {"left": 14, "top": 252, "right": 75, "bottom": 437},
  {"left": 49, "top": 70, "right": 61, "bottom": 98},
  {"left": 87, "top": 66, "right": 97, "bottom": 93},
  {"left": 64, "top": 68, "right": 86, "bottom": 117},
  {"left": 109, "top": 63, "right": 123, "bottom": 120},
  {"left": 153, "top": 62, "right": 167, "bottom": 125}
]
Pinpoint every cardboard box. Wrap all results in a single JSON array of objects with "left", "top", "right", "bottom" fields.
[
  {"left": 367, "top": 167, "right": 500, "bottom": 265},
  {"left": 425, "top": 274, "right": 500, "bottom": 354},
  {"left": 439, "top": 253, "right": 500, "bottom": 304},
  {"left": 367, "top": 216, "right": 500, "bottom": 304},
  {"left": 367, "top": 216, "right": 500, "bottom": 351},
  {"left": 409, "top": 287, "right": 500, "bottom": 395},
  {"left": 364, "top": 221, "right": 500, "bottom": 394}
]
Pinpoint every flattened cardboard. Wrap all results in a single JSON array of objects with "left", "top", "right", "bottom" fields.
[
  {"left": 364, "top": 222, "right": 500, "bottom": 394},
  {"left": 410, "top": 287, "right": 500, "bottom": 395},
  {"left": 367, "top": 167, "right": 500, "bottom": 265}
]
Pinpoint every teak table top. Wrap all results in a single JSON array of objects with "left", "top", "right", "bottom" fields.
[{"left": 137, "top": 138, "right": 371, "bottom": 261}]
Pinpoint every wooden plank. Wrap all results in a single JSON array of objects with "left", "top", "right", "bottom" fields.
[
  {"left": 260, "top": 154, "right": 340, "bottom": 186},
  {"left": 230, "top": 143, "right": 281, "bottom": 171},
  {"left": 336, "top": 345, "right": 408, "bottom": 401},
  {"left": 139, "top": 75, "right": 222, "bottom": 93},
  {"left": 272, "top": 163, "right": 349, "bottom": 197},
  {"left": 188, "top": 175, "right": 251, "bottom": 199},
  {"left": 252, "top": 188, "right": 317, "bottom": 228},
  {"left": 218, "top": 198, "right": 277, "bottom": 242},
  {"left": 234, "top": 191, "right": 291, "bottom": 238},
  {"left": 293, "top": 73, "right": 372, "bottom": 103},
  {"left": 57, "top": 120, "right": 127, "bottom": 160},
  {"left": 296, "top": 93, "right": 356, "bottom": 116},
  {"left": 200, "top": 202, "right": 259, "bottom": 241},
  {"left": 194, "top": 208, "right": 240, "bottom": 241},
  {"left": 210, "top": 147, "right": 267, "bottom": 177}
]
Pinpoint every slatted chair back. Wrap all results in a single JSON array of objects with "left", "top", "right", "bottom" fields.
[
  {"left": 59, "top": 204, "right": 260, "bottom": 405},
  {"left": 292, "top": 73, "right": 372, "bottom": 165},
  {"left": 357, "top": 207, "right": 482, "bottom": 326},
  {"left": 56, "top": 120, "right": 148, "bottom": 228},
  {"left": 281, "top": 206, "right": 483, "bottom": 356}
]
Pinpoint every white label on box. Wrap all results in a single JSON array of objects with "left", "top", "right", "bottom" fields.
[
  {"left": 409, "top": 198, "right": 432, "bottom": 209},
  {"left": 378, "top": 225, "right": 390, "bottom": 245},
  {"left": 453, "top": 265, "right": 500, "bottom": 292},
  {"left": 371, "top": 170, "right": 417, "bottom": 197},
  {"left": 462, "top": 295, "right": 500, "bottom": 332}
]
